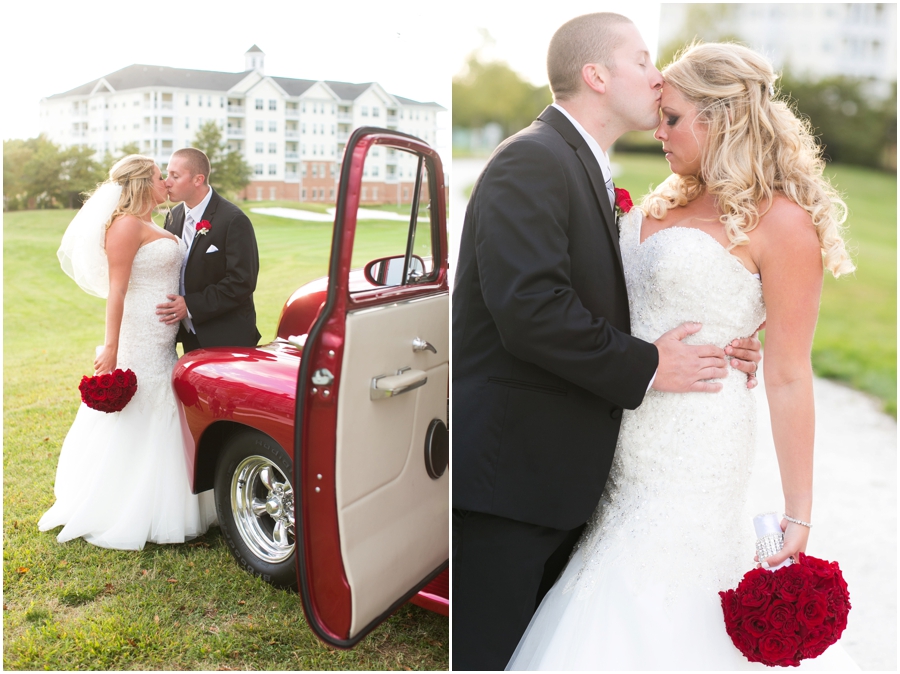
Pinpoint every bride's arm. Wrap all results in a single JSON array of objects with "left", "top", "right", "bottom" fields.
[
  {"left": 755, "top": 200, "right": 824, "bottom": 567},
  {"left": 94, "top": 216, "right": 143, "bottom": 374}
]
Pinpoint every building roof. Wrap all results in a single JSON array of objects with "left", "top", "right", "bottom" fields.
[
  {"left": 46, "top": 64, "right": 441, "bottom": 107},
  {"left": 47, "top": 64, "right": 250, "bottom": 98},
  {"left": 245, "top": 44, "right": 264, "bottom": 53}
]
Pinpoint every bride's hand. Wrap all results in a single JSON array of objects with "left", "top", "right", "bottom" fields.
[
  {"left": 94, "top": 346, "right": 117, "bottom": 375},
  {"left": 726, "top": 333, "right": 762, "bottom": 389},
  {"left": 760, "top": 518, "right": 809, "bottom": 568}
]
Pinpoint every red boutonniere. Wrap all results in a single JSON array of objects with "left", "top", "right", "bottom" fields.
[
  {"left": 196, "top": 220, "right": 211, "bottom": 236},
  {"left": 614, "top": 187, "right": 633, "bottom": 219}
]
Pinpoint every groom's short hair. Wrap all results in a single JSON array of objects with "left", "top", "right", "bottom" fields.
[
  {"left": 548, "top": 12, "right": 633, "bottom": 101},
  {"left": 171, "top": 148, "right": 210, "bottom": 184}
]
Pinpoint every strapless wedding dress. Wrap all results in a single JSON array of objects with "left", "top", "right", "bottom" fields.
[
  {"left": 39, "top": 237, "right": 217, "bottom": 550},
  {"left": 506, "top": 210, "right": 857, "bottom": 670}
]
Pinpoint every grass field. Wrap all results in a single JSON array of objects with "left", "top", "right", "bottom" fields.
[
  {"left": 613, "top": 154, "right": 897, "bottom": 415},
  {"left": 3, "top": 205, "right": 448, "bottom": 670}
]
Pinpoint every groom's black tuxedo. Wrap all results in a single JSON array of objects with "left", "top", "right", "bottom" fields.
[
  {"left": 453, "top": 105, "right": 658, "bottom": 529},
  {"left": 452, "top": 106, "right": 659, "bottom": 670},
  {"left": 164, "top": 188, "right": 261, "bottom": 350}
]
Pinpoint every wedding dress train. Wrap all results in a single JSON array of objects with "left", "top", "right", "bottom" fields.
[
  {"left": 506, "top": 210, "right": 858, "bottom": 670},
  {"left": 39, "top": 236, "right": 217, "bottom": 550}
]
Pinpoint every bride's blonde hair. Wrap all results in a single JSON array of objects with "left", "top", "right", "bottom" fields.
[
  {"left": 88, "top": 154, "right": 161, "bottom": 229},
  {"left": 642, "top": 42, "right": 854, "bottom": 277}
]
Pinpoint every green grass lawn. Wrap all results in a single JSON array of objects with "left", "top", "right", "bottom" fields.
[
  {"left": 3, "top": 205, "right": 448, "bottom": 670},
  {"left": 611, "top": 153, "right": 897, "bottom": 415}
]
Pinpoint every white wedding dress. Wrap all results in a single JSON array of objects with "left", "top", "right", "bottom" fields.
[
  {"left": 507, "top": 210, "right": 858, "bottom": 670},
  {"left": 39, "top": 236, "right": 217, "bottom": 550}
]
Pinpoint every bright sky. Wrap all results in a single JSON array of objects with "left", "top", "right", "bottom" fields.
[
  {"left": 448, "top": 3, "right": 662, "bottom": 85},
  {"left": 1, "top": 0, "right": 453, "bottom": 156}
]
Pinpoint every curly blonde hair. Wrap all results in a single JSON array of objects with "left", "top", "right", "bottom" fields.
[
  {"left": 91, "top": 154, "right": 161, "bottom": 229},
  {"left": 642, "top": 42, "right": 854, "bottom": 277}
]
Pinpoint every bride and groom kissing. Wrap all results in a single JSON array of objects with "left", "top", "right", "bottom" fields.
[
  {"left": 40, "top": 148, "right": 259, "bottom": 550},
  {"left": 452, "top": 12, "right": 857, "bottom": 671}
]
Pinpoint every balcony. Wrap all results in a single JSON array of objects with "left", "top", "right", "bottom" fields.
[
  {"left": 285, "top": 171, "right": 299, "bottom": 180},
  {"left": 337, "top": 131, "right": 350, "bottom": 142},
  {"left": 285, "top": 151, "right": 299, "bottom": 160},
  {"left": 227, "top": 104, "right": 245, "bottom": 114},
  {"left": 227, "top": 128, "right": 245, "bottom": 137},
  {"left": 160, "top": 124, "right": 174, "bottom": 134},
  {"left": 387, "top": 114, "right": 398, "bottom": 124},
  {"left": 285, "top": 108, "right": 300, "bottom": 118},
  {"left": 160, "top": 101, "right": 173, "bottom": 110},
  {"left": 285, "top": 130, "right": 299, "bottom": 138},
  {"left": 337, "top": 111, "right": 353, "bottom": 123}
]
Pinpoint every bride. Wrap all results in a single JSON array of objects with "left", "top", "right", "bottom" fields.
[
  {"left": 507, "top": 43, "right": 858, "bottom": 670},
  {"left": 39, "top": 154, "right": 216, "bottom": 550}
]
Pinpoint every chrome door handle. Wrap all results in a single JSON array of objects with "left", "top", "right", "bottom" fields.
[
  {"left": 412, "top": 337, "right": 437, "bottom": 354},
  {"left": 370, "top": 369, "right": 427, "bottom": 400}
]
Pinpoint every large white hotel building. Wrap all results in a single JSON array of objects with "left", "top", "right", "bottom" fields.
[{"left": 39, "top": 46, "right": 445, "bottom": 204}]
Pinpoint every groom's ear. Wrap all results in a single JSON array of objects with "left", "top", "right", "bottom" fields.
[{"left": 582, "top": 63, "right": 609, "bottom": 95}]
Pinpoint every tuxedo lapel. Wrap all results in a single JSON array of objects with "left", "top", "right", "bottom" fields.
[
  {"left": 538, "top": 106, "right": 623, "bottom": 270},
  {"left": 166, "top": 203, "right": 186, "bottom": 238}
]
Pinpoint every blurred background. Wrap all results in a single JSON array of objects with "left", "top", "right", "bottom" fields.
[{"left": 450, "top": 4, "right": 896, "bottom": 670}]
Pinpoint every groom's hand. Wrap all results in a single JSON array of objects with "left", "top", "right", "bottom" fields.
[
  {"left": 652, "top": 322, "right": 728, "bottom": 393},
  {"left": 156, "top": 294, "right": 187, "bottom": 325}
]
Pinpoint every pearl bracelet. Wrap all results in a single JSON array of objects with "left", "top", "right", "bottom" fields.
[{"left": 783, "top": 514, "right": 813, "bottom": 528}]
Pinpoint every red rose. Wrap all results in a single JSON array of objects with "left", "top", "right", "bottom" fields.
[
  {"left": 797, "top": 590, "right": 828, "bottom": 628},
  {"left": 758, "top": 633, "right": 802, "bottom": 667},
  {"left": 196, "top": 220, "right": 211, "bottom": 235},
  {"left": 719, "top": 589, "right": 742, "bottom": 628},
  {"left": 114, "top": 370, "right": 127, "bottom": 386},
  {"left": 106, "top": 386, "right": 122, "bottom": 400},
  {"left": 613, "top": 187, "right": 633, "bottom": 214},
  {"left": 98, "top": 373, "right": 113, "bottom": 387},
  {"left": 728, "top": 628, "right": 761, "bottom": 663},
  {"left": 765, "top": 600, "right": 798, "bottom": 631},
  {"left": 777, "top": 565, "right": 814, "bottom": 602},
  {"left": 93, "top": 389, "right": 108, "bottom": 401},
  {"left": 739, "top": 585, "right": 770, "bottom": 609},
  {"left": 741, "top": 614, "right": 771, "bottom": 638}
]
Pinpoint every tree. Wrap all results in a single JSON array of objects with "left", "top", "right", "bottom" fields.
[
  {"left": 452, "top": 55, "right": 551, "bottom": 139},
  {"left": 191, "top": 121, "right": 252, "bottom": 198}
]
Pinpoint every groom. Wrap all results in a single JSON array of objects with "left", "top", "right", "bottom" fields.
[
  {"left": 156, "top": 148, "right": 261, "bottom": 351},
  {"left": 452, "top": 13, "right": 761, "bottom": 670}
]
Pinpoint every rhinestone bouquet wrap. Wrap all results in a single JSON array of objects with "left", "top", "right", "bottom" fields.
[
  {"left": 719, "top": 552, "right": 851, "bottom": 666},
  {"left": 79, "top": 368, "right": 138, "bottom": 413}
]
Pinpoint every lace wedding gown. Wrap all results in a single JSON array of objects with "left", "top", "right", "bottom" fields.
[
  {"left": 507, "top": 210, "right": 857, "bottom": 670},
  {"left": 39, "top": 236, "right": 217, "bottom": 550}
]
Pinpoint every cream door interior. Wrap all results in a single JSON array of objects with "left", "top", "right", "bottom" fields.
[{"left": 335, "top": 292, "right": 449, "bottom": 636}]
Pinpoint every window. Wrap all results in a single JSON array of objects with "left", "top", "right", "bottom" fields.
[
  {"left": 373, "top": 166, "right": 379, "bottom": 177},
  {"left": 361, "top": 187, "right": 368, "bottom": 200},
  {"left": 302, "top": 102, "right": 306, "bottom": 113},
  {"left": 373, "top": 106, "right": 380, "bottom": 117},
  {"left": 255, "top": 142, "right": 264, "bottom": 153},
  {"left": 255, "top": 99, "right": 263, "bottom": 110},
  {"left": 372, "top": 187, "right": 378, "bottom": 200},
  {"left": 329, "top": 188, "right": 334, "bottom": 199},
  {"left": 185, "top": 119, "right": 190, "bottom": 128},
  {"left": 312, "top": 125, "right": 317, "bottom": 135},
  {"left": 270, "top": 187, "right": 277, "bottom": 199},
  {"left": 269, "top": 121, "right": 277, "bottom": 132},
  {"left": 330, "top": 165, "right": 336, "bottom": 178},
  {"left": 269, "top": 99, "right": 277, "bottom": 110},
  {"left": 256, "top": 187, "right": 263, "bottom": 200},
  {"left": 220, "top": 97, "right": 225, "bottom": 108},
  {"left": 254, "top": 164, "right": 263, "bottom": 175},
  {"left": 312, "top": 164, "right": 318, "bottom": 177},
  {"left": 302, "top": 188, "right": 307, "bottom": 199},
  {"left": 361, "top": 106, "right": 369, "bottom": 116},
  {"left": 301, "top": 164, "right": 307, "bottom": 177},
  {"left": 269, "top": 142, "right": 277, "bottom": 154},
  {"left": 269, "top": 164, "right": 277, "bottom": 175},
  {"left": 255, "top": 120, "right": 264, "bottom": 132},
  {"left": 302, "top": 123, "right": 306, "bottom": 133},
  {"left": 208, "top": 96, "right": 212, "bottom": 107}
]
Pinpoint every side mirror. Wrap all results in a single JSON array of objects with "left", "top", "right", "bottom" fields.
[{"left": 364, "top": 255, "right": 426, "bottom": 287}]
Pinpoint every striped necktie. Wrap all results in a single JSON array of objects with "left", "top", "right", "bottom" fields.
[{"left": 605, "top": 173, "right": 616, "bottom": 211}]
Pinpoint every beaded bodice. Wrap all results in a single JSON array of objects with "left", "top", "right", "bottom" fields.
[
  {"left": 117, "top": 236, "right": 185, "bottom": 407},
  {"left": 565, "top": 209, "right": 766, "bottom": 602}
]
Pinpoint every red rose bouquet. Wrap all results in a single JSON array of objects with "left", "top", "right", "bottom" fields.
[
  {"left": 196, "top": 219, "right": 211, "bottom": 236},
  {"left": 79, "top": 368, "right": 138, "bottom": 413},
  {"left": 719, "top": 552, "right": 850, "bottom": 667}
]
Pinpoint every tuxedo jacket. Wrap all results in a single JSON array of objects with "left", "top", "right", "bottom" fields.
[
  {"left": 452, "top": 106, "right": 659, "bottom": 531},
  {"left": 164, "top": 189, "right": 261, "bottom": 349}
]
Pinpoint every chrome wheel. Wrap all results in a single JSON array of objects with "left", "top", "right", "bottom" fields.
[{"left": 230, "top": 455, "right": 295, "bottom": 563}]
